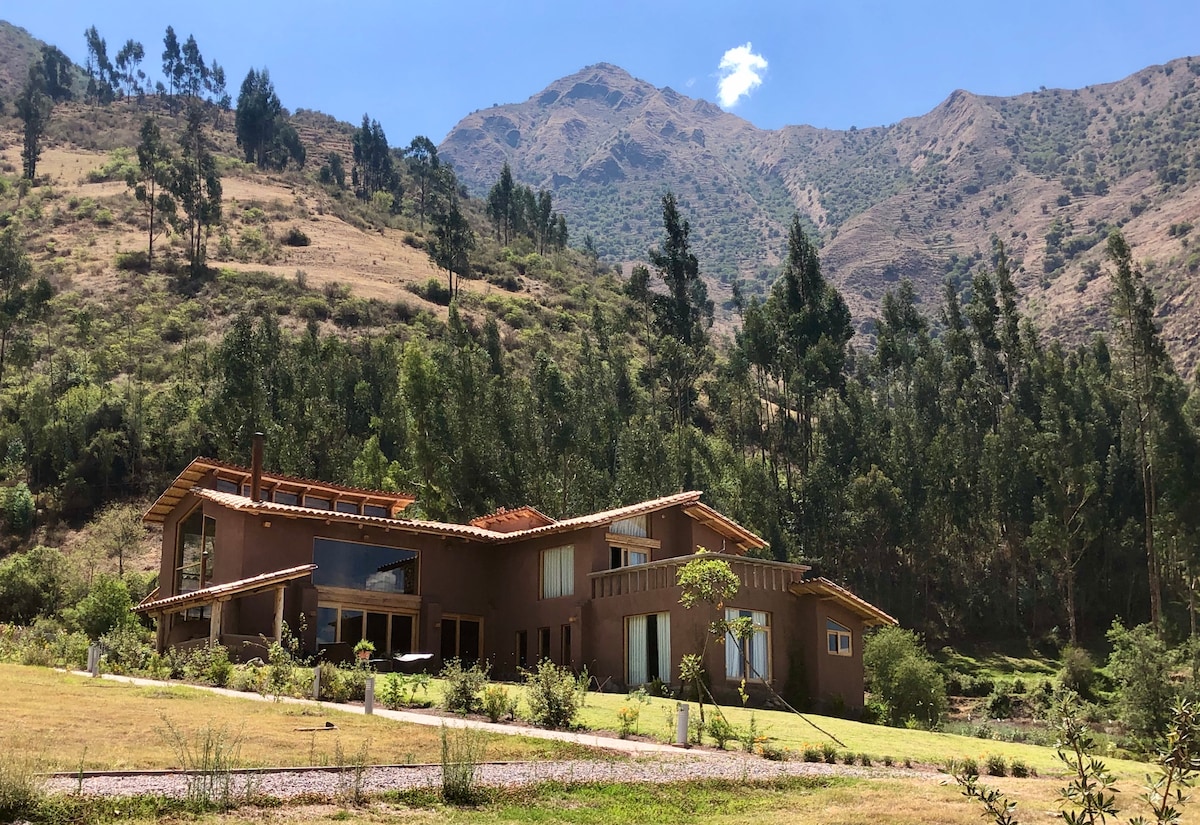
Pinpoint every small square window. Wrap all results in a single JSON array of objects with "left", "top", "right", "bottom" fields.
[{"left": 826, "top": 619, "right": 852, "bottom": 657}]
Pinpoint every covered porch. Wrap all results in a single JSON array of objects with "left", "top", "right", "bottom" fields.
[{"left": 134, "top": 564, "right": 316, "bottom": 654}]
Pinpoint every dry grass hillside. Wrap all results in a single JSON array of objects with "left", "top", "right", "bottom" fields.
[{"left": 0, "top": 100, "right": 501, "bottom": 319}]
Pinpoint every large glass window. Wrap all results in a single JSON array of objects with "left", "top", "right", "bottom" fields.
[
  {"left": 312, "top": 538, "right": 417, "bottom": 594},
  {"left": 175, "top": 509, "right": 216, "bottom": 618},
  {"left": 541, "top": 545, "right": 574, "bottom": 598},
  {"left": 827, "top": 619, "right": 852, "bottom": 657},
  {"left": 626, "top": 612, "right": 670, "bottom": 686},
  {"left": 316, "top": 605, "right": 416, "bottom": 656},
  {"left": 725, "top": 608, "right": 770, "bottom": 681}
]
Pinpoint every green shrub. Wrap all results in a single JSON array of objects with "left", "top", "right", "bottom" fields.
[
  {"left": 1009, "top": 757, "right": 1030, "bottom": 778},
  {"left": 864, "top": 627, "right": 947, "bottom": 728},
  {"left": 822, "top": 742, "right": 839, "bottom": 763},
  {"left": 70, "top": 574, "right": 135, "bottom": 640},
  {"left": 0, "top": 546, "right": 76, "bottom": 624},
  {"left": 1058, "top": 645, "right": 1097, "bottom": 699},
  {"left": 99, "top": 622, "right": 153, "bottom": 673},
  {"left": 317, "top": 661, "right": 349, "bottom": 702},
  {"left": 858, "top": 752, "right": 872, "bottom": 766},
  {"left": 1107, "top": 620, "right": 1176, "bottom": 743},
  {"left": 282, "top": 226, "right": 310, "bottom": 247},
  {"left": 801, "top": 745, "right": 823, "bottom": 762},
  {"left": 115, "top": 250, "right": 150, "bottom": 272},
  {"left": 985, "top": 753, "right": 1007, "bottom": 776},
  {"left": 482, "top": 684, "right": 515, "bottom": 723},
  {"left": 616, "top": 705, "right": 640, "bottom": 738},
  {"left": 986, "top": 686, "right": 1015, "bottom": 719},
  {"left": 182, "top": 644, "right": 232, "bottom": 687},
  {"left": 227, "top": 665, "right": 263, "bottom": 693},
  {"left": 440, "top": 659, "right": 488, "bottom": 715},
  {"left": 706, "top": 714, "right": 736, "bottom": 749},
  {"left": 523, "top": 659, "right": 580, "bottom": 729},
  {"left": 2, "top": 483, "right": 34, "bottom": 535}
]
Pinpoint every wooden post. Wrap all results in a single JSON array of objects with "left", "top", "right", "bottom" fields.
[
  {"left": 273, "top": 586, "right": 285, "bottom": 643},
  {"left": 155, "top": 613, "right": 167, "bottom": 654},
  {"left": 210, "top": 600, "right": 223, "bottom": 645}
]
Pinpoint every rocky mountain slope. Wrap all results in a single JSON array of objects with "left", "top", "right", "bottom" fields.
[{"left": 441, "top": 60, "right": 1200, "bottom": 371}]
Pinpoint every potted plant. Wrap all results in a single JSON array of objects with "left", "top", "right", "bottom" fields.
[{"left": 354, "top": 639, "right": 375, "bottom": 664}]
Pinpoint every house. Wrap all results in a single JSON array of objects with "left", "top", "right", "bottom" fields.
[{"left": 136, "top": 439, "right": 896, "bottom": 712}]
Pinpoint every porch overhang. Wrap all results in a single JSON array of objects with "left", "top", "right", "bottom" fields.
[
  {"left": 789, "top": 577, "right": 898, "bottom": 627},
  {"left": 134, "top": 564, "right": 316, "bottom": 616}
]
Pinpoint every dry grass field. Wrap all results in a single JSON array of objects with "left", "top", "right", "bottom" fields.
[{"left": 0, "top": 665, "right": 597, "bottom": 770}]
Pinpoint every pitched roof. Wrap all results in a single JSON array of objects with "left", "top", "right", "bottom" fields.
[
  {"left": 143, "top": 457, "right": 415, "bottom": 525},
  {"left": 469, "top": 505, "right": 557, "bottom": 531},
  {"left": 192, "top": 488, "right": 498, "bottom": 540},
  {"left": 682, "top": 501, "right": 766, "bottom": 553},
  {"left": 133, "top": 564, "right": 317, "bottom": 615},
  {"left": 789, "top": 577, "right": 898, "bottom": 627},
  {"left": 490, "top": 491, "right": 707, "bottom": 544},
  {"left": 184, "top": 488, "right": 764, "bottom": 551}
]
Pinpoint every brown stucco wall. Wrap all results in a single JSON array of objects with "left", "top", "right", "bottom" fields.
[{"left": 150, "top": 481, "right": 872, "bottom": 710}]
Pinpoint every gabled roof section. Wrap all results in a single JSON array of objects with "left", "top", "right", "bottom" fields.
[
  {"left": 490, "top": 491, "right": 704, "bottom": 544},
  {"left": 143, "top": 457, "right": 416, "bottom": 525},
  {"left": 790, "top": 577, "right": 898, "bottom": 627},
  {"left": 191, "top": 488, "right": 499, "bottom": 540},
  {"left": 133, "top": 564, "right": 317, "bottom": 615},
  {"left": 469, "top": 505, "right": 557, "bottom": 532},
  {"left": 682, "top": 502, "right": 766, "bottom": 554}
]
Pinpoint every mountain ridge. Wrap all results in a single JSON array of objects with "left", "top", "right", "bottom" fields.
[{"left": 441, "top": 56, "right": 1200, "bottom": 371}]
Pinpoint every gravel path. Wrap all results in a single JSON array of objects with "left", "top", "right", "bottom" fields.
[{"left": 45, "top": 754, "right": 924, "bottom": 799}]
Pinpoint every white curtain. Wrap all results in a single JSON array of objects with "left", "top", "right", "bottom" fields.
[
  {"left": 655, "top": 612, "right": 671, "bottom": 681},
  {"left": 627, "top": 614, "right": 647, "bottom": 685},
  {"left": 750, "top": 610, "right": 768, "bottom": 679},
  {"left": 541, "top": 546, "right": 574, "bottom": 598},
  {"left": 611, "top": 515, "right": 648, "bottom": 537},
  {"left": 724, "top": 608, "right": 742, "bottom": 679}
]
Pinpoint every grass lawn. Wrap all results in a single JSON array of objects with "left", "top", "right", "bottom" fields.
[
  {"left": 0, "top": 665, "right": 597, "bottom": 771},
  {"left": 571, "top": 689, "right": 1152, "bottom": 780},
  {"left": 935, "top": 645, "right": 1061, "bottom": 683},
  {"left": 68, "top": 774, "right": 1200, "bottom": 825}
]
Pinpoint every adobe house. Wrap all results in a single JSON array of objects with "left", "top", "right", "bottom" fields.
[{"left": 136, "top": 439, "right": 896, "bottom": 712}]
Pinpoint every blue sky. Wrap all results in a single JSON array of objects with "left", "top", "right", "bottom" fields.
[{"left": 9, "top": 1, "right": 1200, "bottom": 145}]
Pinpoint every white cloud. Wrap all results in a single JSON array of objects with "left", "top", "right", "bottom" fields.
[{"left": 716, "top": 43, "right": 768, "bottom": 108}]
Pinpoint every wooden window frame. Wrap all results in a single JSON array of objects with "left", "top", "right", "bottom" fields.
[
  {"left": 826, "top": 619, "right": 852, "bottom": 657},
  {"left": 724, "top": 608, "right": 772, "bottom": 682},
  {"left": 442, "top": 613, "right": 484, "bottom": 662},
  {"left": 317, "top": 602, "right": 419, "bottom": 654}
]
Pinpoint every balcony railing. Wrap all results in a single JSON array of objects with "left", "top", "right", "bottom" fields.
[{"left": 588, "top": 555, "right": 807, "bottom": 599}]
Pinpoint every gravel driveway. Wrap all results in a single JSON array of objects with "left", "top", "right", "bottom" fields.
[{"left": 45, "top": 754, "right": 924, "bottom": 799}]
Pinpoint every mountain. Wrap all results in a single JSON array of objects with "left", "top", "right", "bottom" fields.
[{"left": 441, "top": 60, "right": 1200, "bottom": 371}]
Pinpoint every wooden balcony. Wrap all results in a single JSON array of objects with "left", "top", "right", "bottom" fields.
[{"left": 589, "top": 555, "right": 808, "bottom": 600}]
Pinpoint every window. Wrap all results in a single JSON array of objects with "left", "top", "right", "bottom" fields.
[
  {"left": 725, "top": 608, "right": 771, "bottom": 681},
  {"left": 626, "top": 612, "right": 670, "bottom": 686},
  {"left": 827, "top": 619, "right": 852, "bottom": 657},
  {"left": 441, "top": 615, "right": 482, "bottom": 665},
  {"left": 335, "top": 501, "right": 361, "bottom": 514},
  {"left": 214, "top": 478, "right": 239, "bottom": 494},
  {"left": 363, "top": 504, "right": 390, "bottom": 518},
  {"left": 304, "top": 495, "right": 333, "bottom": 510},
  {"left": 541, "top": 545, "right": 574, "bottom": 598},
  {"left": 273, "top": 490, "right": 298, "bottom": 506},
  {"left": 610, "top": 515, "right": 648, "bottom": 537},
  {"left": 610, "top": 546, "right": 648, "bottom": 569},
  {"left": 516, "top": 631, "right": 529, "bottom": 668},
  {"left": 538, "top": 627, "right": 551, "bottom": 661},
  {"left": 312, "top": 538, "right": 417, "bottom": 594},
  {"left": 561, "top": 624, "right": 572, "bottom": 666},
  {"left": 316, "top": 604, "right": 416, "bottom": 656},
  {"left": 175, "top": 509, "right": 216, "bottom": 618}
]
